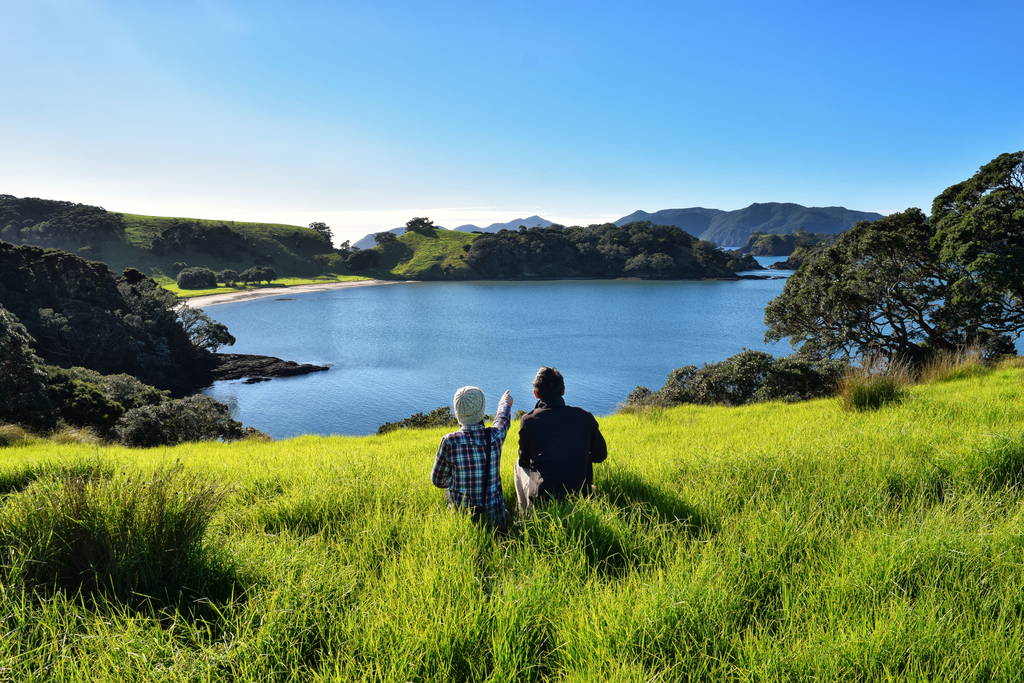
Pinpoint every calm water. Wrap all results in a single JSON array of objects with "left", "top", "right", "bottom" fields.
[{"left": 203, "top": 257, "right": 792, "bottom": 437}]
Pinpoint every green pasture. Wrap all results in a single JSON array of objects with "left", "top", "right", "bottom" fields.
[
  {"left": 3, "top": 369, "right": 1024, "bottom": 679},
  {"left": 158, "top": 274, "right": 372, "bottom": 299}
]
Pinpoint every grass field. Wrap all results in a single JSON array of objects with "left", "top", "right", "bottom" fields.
[
  {"left": 372, "top": 229, "right": 478, "bottom": 279},
  {"left": 119, "top": 213, "right": 312, "bottom": 250},
  {"left": 4, "top": 369, "right": 1024, "bottom": 678},
  {"left": 157, "top": 275, "right": 372, "bottom": 298}
]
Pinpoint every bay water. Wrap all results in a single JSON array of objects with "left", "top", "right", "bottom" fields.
[{"left": 203, "top": 257, "right": 792, "bottom": 437}]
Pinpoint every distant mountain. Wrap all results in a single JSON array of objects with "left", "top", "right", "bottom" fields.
[
  {"left": 353, "top": 215, "right": 553, "bottom": 249},
  {"left": 452, "top": 215, "right": 554, "bottom": 233},
  {"left": 614, "top": 203, "right": 882, "bottom": 246}
]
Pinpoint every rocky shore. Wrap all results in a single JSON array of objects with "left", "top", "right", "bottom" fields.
[{"left": 212, "top": 353, "right": 330, "bottom": 384}]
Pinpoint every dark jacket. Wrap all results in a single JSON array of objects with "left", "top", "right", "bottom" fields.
[{"left": 518, "top": 396, "right": 607, "bottom": 500}]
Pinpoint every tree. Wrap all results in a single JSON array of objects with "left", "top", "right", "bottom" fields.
[
  {"left": 176, "top": 306, "right": 236, "bottom": 352},
  {"left": 764, "top": 152, "right": 1024, "bottom": 364},
  {"left": 309, "top": 221, "right": 334, "bottom": 246},
  {"left": 0, "top": 304, "right": 52, "bottom": 427},
  {"left": 374, "top": 231, "right": 398, "bottom": 246},
  {"left": 217, "top": 269, "right": 239, "bottom": 286},
  {"left": 255, "top": 266, "right": 277, "bottom": 284},
  {"left": 404, "top": 217, "right": 436, "bottom": 235},
  {"left": 176, "top": 267, "right": 218, "bottom": 290},
  {"left": 931, "top": 150, "right": 1024, "bottom": 343},
  {"left": 764, "top": 209, "right": 949, "bottom": 362}
]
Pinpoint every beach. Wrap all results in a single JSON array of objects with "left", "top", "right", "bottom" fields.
[{"left": 183, "top": 279, "right": 407, "bottom": 308}]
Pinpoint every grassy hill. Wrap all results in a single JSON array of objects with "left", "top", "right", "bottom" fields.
[
  {"left": 370, "top": 229, "right": 478, "bottom": 279},
  {"left": 0, "top": 195, "right": 339, "bottom": 279},
  {"left": 4, "top": 368, "right": 1024, "bottom": 677}
]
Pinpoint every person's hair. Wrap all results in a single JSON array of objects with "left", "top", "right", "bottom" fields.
[{"left": 533, "top": 367, "right": 565, "bottom": 400}]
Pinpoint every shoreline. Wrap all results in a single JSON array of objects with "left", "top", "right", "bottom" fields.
[{"left": 183, "top": 279, "right": 409, "bottom": 307}]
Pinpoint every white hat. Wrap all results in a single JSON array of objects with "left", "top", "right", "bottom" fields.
[{"left": 453, "top": 386, "right": 485, "bottom": 426}]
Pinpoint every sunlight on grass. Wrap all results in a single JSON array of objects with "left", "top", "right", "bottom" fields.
[
  {"left": 157, "top": 274, "right": 372, "bottom": 298},
  {"left": 3, "top": 370, "right": 1024, "bottom": 677}
]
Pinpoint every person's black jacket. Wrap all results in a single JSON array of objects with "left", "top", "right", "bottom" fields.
[{"left": 518, "top": 396, "right": 607, "bottom": 500}]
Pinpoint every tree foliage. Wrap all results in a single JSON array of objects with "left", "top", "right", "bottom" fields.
[
  {"left": 0, "top": 243, "right": 212, "bottom": 392},
  {"left": 931, "top": 151, "right": 1024, "bottom": 341},
  {"left": 176, "top": 267, "right": 218, "bottom": 289},
  {"left": 308, "top": 221, "right": 334, "bottom": 246},
  {"left": 0, "top": 305, "right": 52, "bottom": 427},
  {"left": 404, "top": 217, "right": 436, "bottom": 236},
  {"left": 465, "top": 222, "right": 739, "bottom": 279},
  {"left": 115, "top": 395, "right": 245, "bottom": 447},
  {"left": 765, "top": 151, "right": 1024, "bottom": 362},
  {"left": 626, "top": 350, "right": 846, "bottom": 408},
  {"left": 177, "top": 306, "right": 236, "bottom": 352}
]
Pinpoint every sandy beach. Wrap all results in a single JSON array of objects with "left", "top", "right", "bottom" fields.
[{"left": 183, "top": 279, "right": 409, "bottom": 308}]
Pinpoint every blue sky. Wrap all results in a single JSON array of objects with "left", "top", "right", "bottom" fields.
[{"left": 2, "top": 0, "right": 1022, "bottom": 242}]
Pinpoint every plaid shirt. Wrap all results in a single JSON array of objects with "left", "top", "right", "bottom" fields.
[{"left": 431, "top": 391, "right": 512, "bottom": 525}]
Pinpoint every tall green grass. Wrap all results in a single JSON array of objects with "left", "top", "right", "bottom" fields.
[{"left": 3, "top": 370, "right": 1024, "bottom": 678}]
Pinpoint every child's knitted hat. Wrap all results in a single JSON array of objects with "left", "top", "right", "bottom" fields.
[{"left": 453, "top": 386, "right": 485, "bottom": 426}]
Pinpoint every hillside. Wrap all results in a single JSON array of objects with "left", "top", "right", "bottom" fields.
[
  {"left": 3, "top": 369, "right": 1024, "bottom": 677},
  {"left": 0, "top": 195, "right": 336, "bottom": 277},
  {"left": 616, "top": 203, "right": 883, "bottom": 246},
  {"left": 352, "top": 215, "right": 554, "bottom": 250},
  {"left": 370, "top": 228, "right": 478, "bottom": 279}
]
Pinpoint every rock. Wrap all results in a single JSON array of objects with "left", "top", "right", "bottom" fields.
[{"left": 212, "top": 353, "right": 330, "bottom": 382}]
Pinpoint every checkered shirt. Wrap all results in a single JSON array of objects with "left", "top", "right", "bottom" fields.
[{"left": 431, "top": 392, "right": 512, "bottom": 525}]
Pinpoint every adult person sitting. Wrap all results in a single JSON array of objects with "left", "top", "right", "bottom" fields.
[
  {"left": 431, "top": 386, "right": 513, "bottom": 527},
  {"left": 516, "top": 367, "right": 607, "bottom": 508}
]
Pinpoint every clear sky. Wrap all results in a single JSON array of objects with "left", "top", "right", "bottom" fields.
[{"left": 3, "top": 0, "right": 1022, "bottom": 244}]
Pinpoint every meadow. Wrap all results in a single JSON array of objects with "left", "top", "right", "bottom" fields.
[{"left": 3, "top": 369, "right": 1024, "bottom": 679}]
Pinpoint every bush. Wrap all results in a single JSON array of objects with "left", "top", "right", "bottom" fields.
[
  {"left": 378, "top": 406, "right": 459, "bottom": 434},
  {"left": 0, "top": 464, "right": 223, "bottom": 601},
  {"left": 838, "top": 365, "right": 909, "bottom": 411},
  {"left": 53, "top": 366, "right": 168, "bottom": 411},
  {"left": 44, "top": 366, "right": 124, "bottom": 434},
  {"left": 625, "top": 351, "right": 847, "bottom": 408},
  {"left": 176, "top": 267, "right": 218, "bottom": 290},
  {"left": 114, "top": 395, "right": 245, "bottom": 447}
]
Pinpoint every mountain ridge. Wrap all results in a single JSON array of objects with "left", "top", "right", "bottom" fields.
[{"left": 614, "top": 202, "right": 883, "bottom": 246}]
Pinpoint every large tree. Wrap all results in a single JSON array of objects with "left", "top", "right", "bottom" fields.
[
  {"left": 931, "top": 151, "right": 1024, "bottom": 341},
  {"left": 765, "top": 150, "right": 1024, "bottom": 362},
  {"left": 308, "top": 221, "right": 334, "bottom": 246}
]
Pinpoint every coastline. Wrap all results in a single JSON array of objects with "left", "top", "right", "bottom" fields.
[{"left": 183, "top": 279, "right": 409, "bottom": 308}]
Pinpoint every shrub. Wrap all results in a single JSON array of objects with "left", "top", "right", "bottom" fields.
[
  {"left": 378, "top": 406, "right": 459, "bottom": 434},
  {"left": 838, "top": 365, "right": 910, "bottom": 411},
  {"left": 44, "top": 367, "right": 125, "bottom": 434},
  {"left": 114, "top": 395, "right": 245, "bottom": 447},
  {"left": 625, "top": 351, "right": 846, "bottom": 408},
  {"left": 53, "top": 366, "right": 168, "bottom": 411},
  {"left": 176, "top": 267, "right": 218, "bottom": 290},
  {"left": 0, "top": 464, "right": 223, "bottom": 601}
]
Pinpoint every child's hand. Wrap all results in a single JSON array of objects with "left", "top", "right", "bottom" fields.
[{"left": 501, "top": 389, "right": 512, "bottom": 404}]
